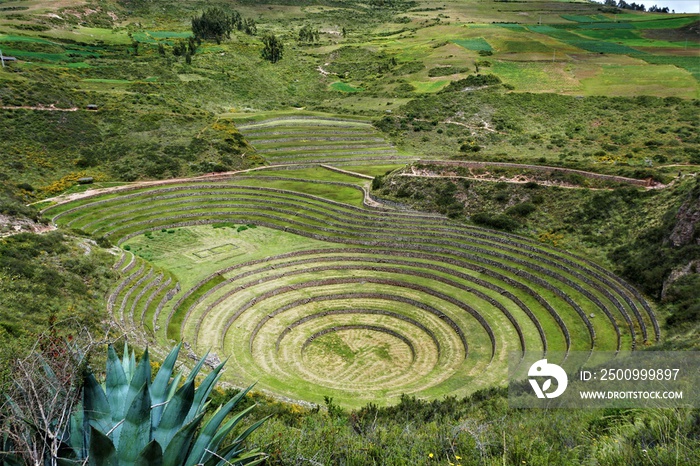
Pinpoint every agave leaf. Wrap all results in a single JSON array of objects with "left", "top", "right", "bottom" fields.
[
  {"left": 230, "top": 416, "right": 269, "bottom": 449},
  {"left": 40, "top": 358, "right": 59, "bottom": 397},
  {"left": 153, "top": 379, "right": 194, "bottom": 451},
  {"left": 134, "top": 439, "right": 163, "bottom": 466},
  {"left": 184, "top": 350, "right": 210, "bottom": 384},
  {"left": 88, "top": 426, "right": 117, "bottom": 466},
  {"left": 193, "top": 404, "right": 256, "bottom": 465},
  {"left": 162, "top": 413, "right": 205, "bottom": 465},
  {"left": 202, "top": 446, "right": 265, "bottom": 466},
  {"left": 83, "top": 373, "right": 111, "bottom": 435},
  {"left": 230, "top": 450, "right": 266, "bottom": 466},
  {"left": 151, "top": 343, "right": 182, "bottom": 427},
  {"left": 116, "top": 382, "right": 152, "bottom": 464},
  {"left": 68, "top": 400, "right": 87, "bottom": 457},
  {"left": 133, "top": 347, "right": 151, "bottom": 389},
  {"left": 0, "top": 454, "right": 25, "bottom": 466},
  {"left": 184, "top": 360, "right": 225, "bottom": 423},
  {"left": 185, "top": 393, "right": 253, "bottom": 466},
  {"left": 165, "top": 372, "right": 183, "bottom": 403},
  {"left": 105, "top": 345, "right": 127, "bottom": 443},
  {"left": 123, "top": 348, "right": 151, "bottom": 412},
  {"left": 121, "top": 341, "right": 131, "bottom": 381},
  {"left": 57, "top": 459, "right": 80, "bottom": 466},
  {"left": 129, "top": 349, "right": 136, "bottom": 380}
]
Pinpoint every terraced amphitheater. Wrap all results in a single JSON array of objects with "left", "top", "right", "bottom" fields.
[
  {"left": 43, "top": 172, "right": 658, "bottom": 407},
  {"left": 235, "top": 115, "right": 415, "bottom": 166}
]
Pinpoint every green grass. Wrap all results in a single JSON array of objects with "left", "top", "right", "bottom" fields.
[
  {"left": 452, "top": 37, "right": 492, "bottom": 51},
  {"left": 409, "top": 80, "right": 449, "bottom": 93},
  {"left": 330, "top": 81, "right": 364, "bottom": 93},
  {"left": 580, "top": 64, "right": 698, "bottom": 98},
  {"left": 560, "top": 14, "right": 612, "bottom": 23}
]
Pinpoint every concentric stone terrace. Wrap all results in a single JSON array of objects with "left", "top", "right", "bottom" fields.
[
  {"left": 44, "top": 174, "right": 657, "bottom": 406},
  {"left": 235, "top": 115, "right": 412, "bottom": 166}
]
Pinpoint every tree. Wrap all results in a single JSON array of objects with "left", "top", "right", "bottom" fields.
[
  {"left": 173, "top": 40, "right": 186, "bottom": 57},
  {"left": 192, "top": 8, "right": 235, "bottom": 43},
  {"left": 298, "top": 25, "right": 320, "bottom": 43},
  {"left": 243, "top": 18, "right": 257, "bottom": 35},
  {"left": 261, "top": 34, "right": 283, "bottom": 63}
]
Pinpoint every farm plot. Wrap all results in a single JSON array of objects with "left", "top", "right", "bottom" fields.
[
  {"left": 236, "top": 115, "right": 414, "bottom": 167},
  {"left": 43, "top": 176, "right": 657, "bottom": 406}
]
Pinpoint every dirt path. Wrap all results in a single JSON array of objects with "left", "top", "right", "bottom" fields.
[
  {"left": 418, "top": 160, "right": 665, "bottom": 189},
  {"left": 398, "top": 172, "right": 612, "bottom": 190},
  {"left": 1, "top": 105, "right": 79, "bottom": 111},
  {"left": 39, "top": 163, "right": 377, "bottom": 211}
]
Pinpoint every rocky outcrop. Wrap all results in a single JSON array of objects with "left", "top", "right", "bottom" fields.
[{"left": 668, "top": 191, "right": 700, "bottom": 247}]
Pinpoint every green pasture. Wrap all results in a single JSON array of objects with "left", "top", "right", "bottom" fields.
[
  {"left": 330, "top": 81, "right": 363, "bottom": 93},
  {"left": 452, "top": 37, "right": 492, "bottom": 52},
  {"left": 410, "top": 80, "right": 449, "bottom": 93},
  {"left": 490, "top": 61, "right": 581, "bottom": 93},
  {"left": 234, "top": 177, "right": 366, "bottom": 207},
  {"left": 580, "top": 64, "right": 698, "bottom": 98},
  {"left": 560, "top": 14, "right": 612, "bottom": 23},
  {"left": 577, "top": 29, "right": 700, "bottom": 48},
  {"left": 123, "top": 226, "right": 332, "bottom": 304},
  {"left": 35, "top": 27, "right": 132, "bottom": 45},
  {"left": 640, "top": 55, "right": 700, "bottom": 81},
  {"left": 239, "top": 167, "right": 368, "bottom": 185}
]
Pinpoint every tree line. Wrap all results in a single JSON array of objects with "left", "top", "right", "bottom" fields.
[{"left": 603, "top": 0, "right": 671, "bottom": 12}]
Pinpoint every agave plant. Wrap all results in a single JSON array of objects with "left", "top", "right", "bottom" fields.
[{"left": 60, "top": 342, "right": 266, "bottom": 466}]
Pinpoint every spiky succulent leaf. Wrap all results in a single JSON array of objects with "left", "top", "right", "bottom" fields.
[
  {"left": 184, "top": 387, "right": 254, "bottom": 466},
  {"left": 153, "top": 379, "right": 194, "bottom": 451},
  {"left": 161, "top": 413, "right": 205, "bottom": 465},
  {"left": 121, "top": 348, "right": 151, "bottom": 422},
  {"left": 120, "top": 342, "right": 131, "bottom": 380},
  {"left": 151, "top": 343, "right": 181, "bottom": 427},
  {"left": 88, "top": 427, "right": 117, "bottom": 466},
  {"left": 185, "top": 350, "right": 209, "bottom": 384},
  {"left": 105, "top": 345, "right": 127, "bottom": 443},
  {"left": 116, "top": 383, "right": 151, "bottom": 464},
  {"left": 68, "top": 401, "right": 87, "bottom": 458},
  {"left": 185, "top": 360, "right": 225, "bottom": 423},
  {"left": 83, "top": 373, "right": 111, "bottom": 435},
  {"left": 230, "top": 416, "right": 270, "bottom": 449},
  {"left": 185, "top": 384, "right": 254, "bottom": 463},
  {"left": 165, "top": 371, "right": 182, "bottom": 404},
  {"left": 193, "top": 404, "right": 256, "bottom": 465},
  {"left": 129, "top": 350, "right": 136, "bottom": 381},
  {"left": 134, "top": 440, "right": 163, "bottom": 466},
  {"left": 202, "top": 446, "right": 265, "bottom": 466}
]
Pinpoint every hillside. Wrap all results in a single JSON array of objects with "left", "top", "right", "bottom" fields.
[{"left": 0, "top": 0, "right": 698, "bottom": 464}]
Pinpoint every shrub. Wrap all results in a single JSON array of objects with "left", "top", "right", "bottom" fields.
[
  {"left": 471, "top": 213, "right": 519, "bottom": 231},
  {"left": 506, "top": 202, "right": 536, "bottom": 217}
]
